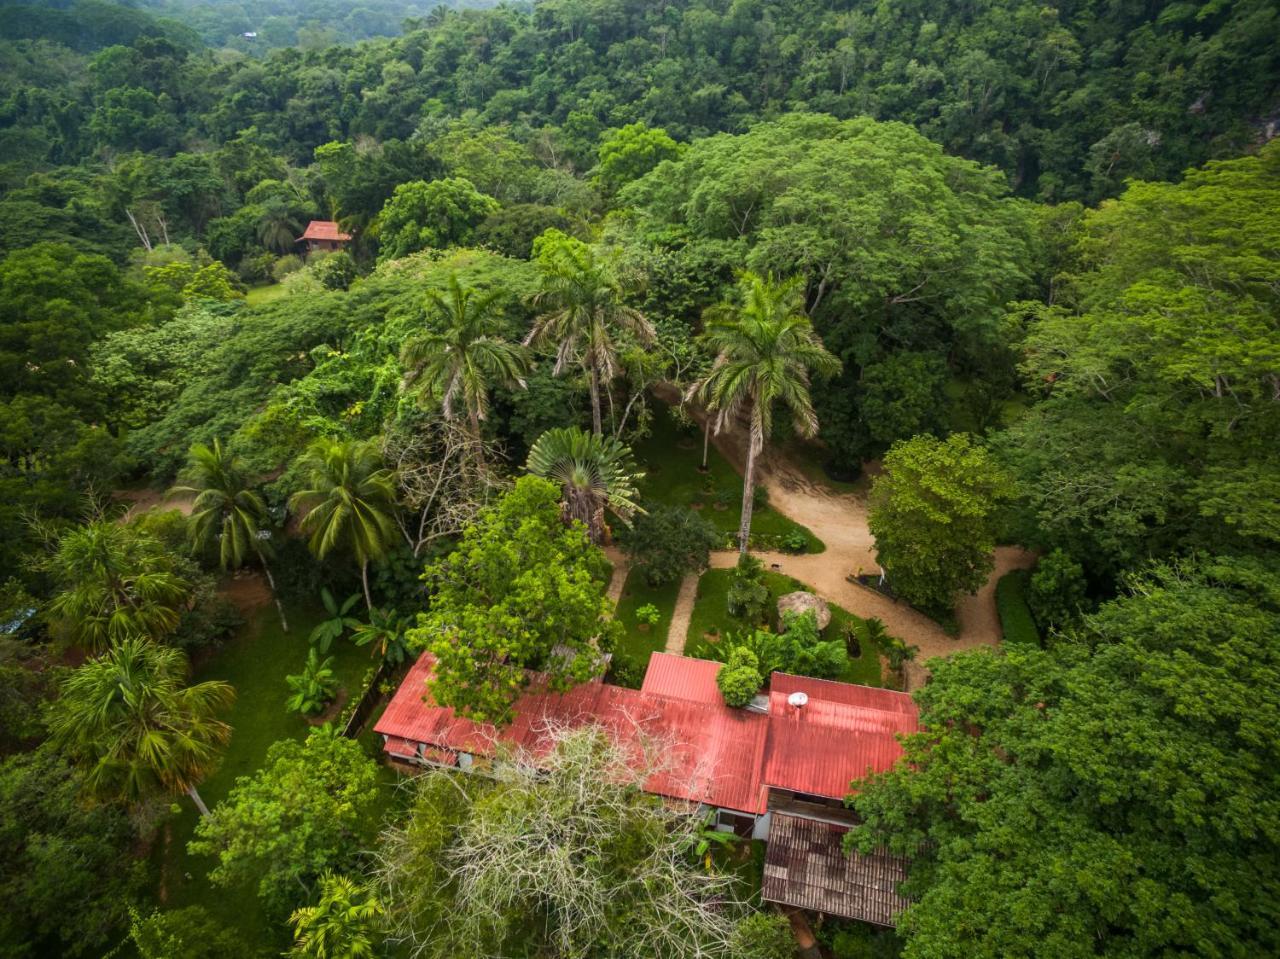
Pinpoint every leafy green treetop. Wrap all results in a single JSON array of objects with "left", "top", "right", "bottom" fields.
[
  {"left": 375, "top": 177, "right": 500, "bottom": 262},
  {"left": 410, "top": 476, "right": 620, "bottom": 722},
  {"left": 848, "top": 557, "right": 1280, "bottom": 958},
  {"left": 189, "top": 727, "right": 381, "bottom": 914},
  {"left": 868, "top": 433, "right": 1013, "bottom": 612}
]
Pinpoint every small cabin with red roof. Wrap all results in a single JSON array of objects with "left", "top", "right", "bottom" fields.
[
  {"left": 298, "top": 220, "right": 352, "bottom": 253},
  {"left": 375, "top": 649, "right": 919, "bottom": 926}
]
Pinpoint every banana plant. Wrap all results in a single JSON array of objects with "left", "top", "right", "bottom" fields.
[{"left": 309, "top": 587, "right": 362, "bottom": 653}]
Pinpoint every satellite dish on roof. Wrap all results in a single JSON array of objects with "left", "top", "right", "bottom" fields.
[{"left": 787, "top": 692, "right": 809, "bottom": 709}]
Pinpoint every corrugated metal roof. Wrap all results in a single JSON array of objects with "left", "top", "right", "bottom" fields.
[
  {"left": 376, "top": 654, "right": 770, "bottom": 813},
  {"left": 641, "top": 652, "right": 723, "bottom": 703},
  {"left": 376, "top": 653, "right": 916, "bottom": 812},
  {"left": 763, "top": 680, "right": 918, "bottom": 800},
  {"left": 762, "top": 814, "right": 911, "bottom": 925},
  {"left": 299, "top": 220, "right": 352, "bottom": 241}
]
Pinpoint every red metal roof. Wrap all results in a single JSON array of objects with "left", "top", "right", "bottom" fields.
[
  {"left": 299, "top": 220, "right": 352, "bottom": 242},
  {"left": 641, "top": 652, "right": 723, "bottom": 703},
  {"left": 763, "top": 675, "right": 919, "bottom": 799},
  {"left": 376, "top": 654, "right": 917, "bottom": 812}
]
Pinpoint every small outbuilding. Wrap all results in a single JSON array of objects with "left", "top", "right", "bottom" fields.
[
  {"left": 777, "top": 591, "right": 831, "bottom": 631},
  {"left": 298, "top": 220, "right": 352, "bottom": 254}
]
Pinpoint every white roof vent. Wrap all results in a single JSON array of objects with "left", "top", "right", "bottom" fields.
[{"left": 787, "top": 691, "right": 809, "bottom": 709}]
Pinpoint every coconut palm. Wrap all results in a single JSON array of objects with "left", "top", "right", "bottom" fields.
[
  {"left": 288, "top": 871, "right": 385, "bottom": 959},
  {"left": 525, "top": 426, "right": 644, "bottom": 544},
  {"left": 289, "top": 438, "right": 398, "bottom": 609},
  {"left": 171, "top": 438, "right": 288, "bottom": 631},
  {"left": 44, "top": 519, "right": 191, "bottom": 652},
  {"left": 687, "top": 272, "right": 841, "bottom": 554},
  {"left": 45, "top": 638, "right": 233, "bottom": 816},
  {"left": 526, "top": 241, "right": 654, "bottom": 436},
  {"left": 400, "top": 274, "right": 530, "bottom": 463}
]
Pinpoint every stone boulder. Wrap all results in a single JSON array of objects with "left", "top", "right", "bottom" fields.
[{"left": 776, "top": 591, "right": 830, "bottom": 631}]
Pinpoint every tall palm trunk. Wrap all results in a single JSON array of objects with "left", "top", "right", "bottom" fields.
[
  {"left": 257, "top": 553, "right": 289, "bottom": 632},
  {"left": 360, "top": 561, "right": 373, "bottom": 611},
  {"left": 701, "top": 420, "right": 710, "bottom": 470},
  {"left": 738, "top": 443, "right": 756, "bottom": 555},
  {"left": 588, "top": 365, "right": 603, "bottom": 437},
  {"left": 468, "top": 406, "right": 487, "bottom": 470},
  {"left": 187, "top": 784, "right": 211, "bottom": 818}
]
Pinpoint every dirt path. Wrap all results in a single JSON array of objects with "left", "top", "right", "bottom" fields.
[
  {"left": 665, "top": 573, "right": 700, "bottom": 655},
  {"left": 654, "top": 385, "right": 1036, "bottom": 687},
  {"left": 604, "top": 547, "right": 629, "bottom": 605}
]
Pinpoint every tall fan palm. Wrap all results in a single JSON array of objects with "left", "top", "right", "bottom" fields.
[
  {"left": 289, "top": 438, "right": 398, "bottom": 609},
  {"left": 171, "top": 438, "right": 288, "bottom": 631},
  {"left": 687, "top": 272, "right": 841, "bottom": 554},
  {"left": 400, "top": 274, "right": 531, "bottom": 462},
  {"left": 45, "top": 638, "right": 234, "bottom": 816},
  {"left": 45, "top": 520, "right": 191, "bottom": 652},
  {"left": 526, "top": 242, "right": 655, "bottom": 436},
  {"left": 525, "top": 426, "right": 644, "bottom": 544}
]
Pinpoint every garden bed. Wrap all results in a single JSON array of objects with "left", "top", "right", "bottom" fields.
[
  {"left": 685, "top": 569, "right": 883, "bottom": 687},
  {"left": 613, "top": 568, "right": 682, "bottom": 664}
]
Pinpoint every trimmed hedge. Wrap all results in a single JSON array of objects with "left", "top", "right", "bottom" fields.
[{"left": 996, "top": 569, "right": 1041, "bottom": 647}]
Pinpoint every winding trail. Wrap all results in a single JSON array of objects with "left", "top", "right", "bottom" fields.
[{"left": 653, "top": 386, "right": 1035, "bottom": 688}]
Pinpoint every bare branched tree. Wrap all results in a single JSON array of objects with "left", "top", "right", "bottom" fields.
[
  {"left": 383, "top": 416, "right": 509, "bottom": 558},
  {"left": 374, "top": 723, "right": 753, "bottom": 959}
]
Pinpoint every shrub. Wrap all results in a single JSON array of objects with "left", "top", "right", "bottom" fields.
[
  {"left": 996, "top": 569, "right": 1041, "bottom": 647},
  {"left": 1028, "top": 548, "right": 1089, "bottom": 632},
  {"left": 310, "top": 250, "right": 357, "bottom": 290},
  {"left": 752, "top": 484, "right": 770, "bottom": 510},
  {"left": 780, "top": 610, "right": 848, "bottom": 679},
  {"left": 607, "top": 649, "right": 646, "bottom": 689},
  {"left": 726, "top": 554, "right": 770, "bottom": 622},
  {"left": 781, "top": 528, "right": 809, "bottom": 553},
  {"left": 713, "top": 487, "right": 732, "bottom": 510},
  {"left": 620, "top": 504, "right": 720, "bottom": 587},
  {"left": 285, "top": 648, "right": 339, "bottom": 715},
  {"left": 272, "top": 253, "right": 303, "bottom": 280},
  {"left": 635, "top": 603, "right": 661, "bottom": 627},
  {"left": 716, "top": 647, "right": 762, "bottom": 707}
]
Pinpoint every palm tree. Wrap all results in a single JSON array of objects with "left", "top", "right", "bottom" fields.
[
  {"left": 288, "top": 871, "right": 385, "bottom": 959},
  {"left": 44, "top": 520, "right": 191, "bottom": 652},
  {"left": 289, "top": 438, "right": 398, "bottom": 610},
  {"left": 400, "top": 274, "right": 531, "bottom": 464},
  {"left": 45, "top": 638, "right": 233, "bottom": 816},
  {"left": 171, "top": 438, "right": 288, "bottom": 632},
  {"left": 525, "top": 426, "right": 644, "bottom": 544},
  {"left": 257, "top": 199, "right": 304, "bottom": 254},
  {"left": 687, "top": 273, "right": 841, "bottom": 554},
  {"left": 526, "top": 242, "right": 655, "bottom": 436}
]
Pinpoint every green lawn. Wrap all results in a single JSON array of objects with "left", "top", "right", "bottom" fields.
[
  {"left": 613, "top": 567, "right": 681, "bottom": 663},
  {"left": 685, "top": 568, "right": 883, "bottom": 687},
  {"left": 634, "top": 405, "right": 825, "bottom": 554},
  {"left": 153, "top": 596, "right": 400, "bottom": 948},
  {"left": 245, "top": 282, "right": 288, "bottom": 306}
]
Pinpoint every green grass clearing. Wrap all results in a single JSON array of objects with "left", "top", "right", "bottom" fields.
[
  {"left": 633, "top": 405, "right": 824, "bottom": 554},
  {"left": 153, "top": 596, "right": 400, "bottom": 950},
  {"left": 613, "top": 567, "right": 682, "bottom": 663},
  {"left": 685, "top": 568, "right": 883, "bottom": 687},
  {"left": 245, "top": 283, "right": 288, "bottom": 306}
]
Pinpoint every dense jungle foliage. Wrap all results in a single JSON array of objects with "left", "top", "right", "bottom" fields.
[{"left": 0, "top": 0, "right": 1277, "bottom": 956}]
